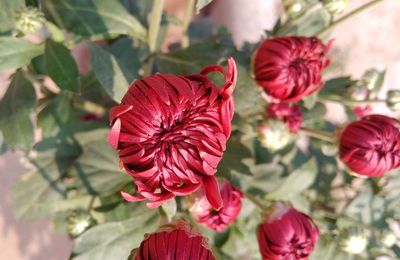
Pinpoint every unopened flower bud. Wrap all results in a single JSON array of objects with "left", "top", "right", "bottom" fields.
[
  {"left": 323, "top": 0, "right": 349, "bottom": 15},
  {"left": 363, "top": 69, "right": 385, "bottom": 98},
  {"left": 15, "top": 7, "right": 45, "bottom": 35},
  {"left": 321, "top": 143, "right": 338, "bottom": 156},
  {"left": 257, "top": 201, "right": 319, "bottom": 259},
  {"left": 283, "top": 0, "right": 307, "bottom": 16},
  {"left": 67, "top": 210, "right": 95, "bottom": 238},
  {"left": 347, "top": 85, "right": 370, "bottom": 101},
  {"left": 381, "top": 231, "right": 397, "bottom": 248},
  {"left": 340, "top": 227, "right": 368, "bottom": 255},
  {"left": 386, "top": 90, "right": 400, "bottom": 111},
  {"left": 257, "top": 120, "right": 292, "bottom": 151}
]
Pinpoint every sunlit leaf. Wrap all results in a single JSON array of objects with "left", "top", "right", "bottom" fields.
[{"left": 42, "top": 0, "right": 147, "bottom": 40}]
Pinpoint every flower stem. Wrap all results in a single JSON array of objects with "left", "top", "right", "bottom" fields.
[
  {"left": 319, "top": 96, "right": 386, "bottom": 106},
  {"left": 181, "top": 0, "right": 195, "bottom": 48},
  {"left": 71, "top": 97, "right": 105, "bottom": 115},
  {"left": 87, "top": 196, "right": 97, "bottom": 211},
  {"left": 299, "top": 127, "right": 335, "bottom": 143},
  {"left": 316, "top": 0, "right": 386, "bottom": 38},
  {"left": 148, "top": 0, "right": 165, "bottom": 53},
  {"left": 244, "top": 192, "right": 268, "bottom": 211},
  {"left": 275, "top": 2, "right": 320, "bottom": 36}
]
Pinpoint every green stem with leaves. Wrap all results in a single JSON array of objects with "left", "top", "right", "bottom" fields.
[{"left": 316, "top": 0, "right": 386, "bottom": 37}]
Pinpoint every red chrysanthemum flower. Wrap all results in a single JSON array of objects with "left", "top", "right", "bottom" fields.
[
  {"left": 253, "top": 36, "right": 332, "bottom": 102},
  {"left": 191, "top": 181, "right": 243, "bottom": 232},
  {"left": 131, "top": 220, "right": 215, "bottom": 260},
  {"left": 339, "top": 114, "right": 400, "bottom": 177},
  {"left": 266, "top": 103, "right": 303, "bottom": 133},
  {"left": 108, "top": 58, "right": 237, "bottom": 210},
  {"left": 257, "top": 201, "right": 320, "bottom": 260}
]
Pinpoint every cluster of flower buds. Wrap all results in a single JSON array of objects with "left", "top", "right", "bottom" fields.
[
  {"left": 130, "top": 201, "right": 320, "bottom": 260},
  {"left": 253, "top": 36, "right": 332, "bottom": 149}
]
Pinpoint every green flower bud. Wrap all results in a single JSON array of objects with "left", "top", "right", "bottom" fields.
[
  {"left": 283, "top": 0, "right": 307, "bottom": 16},
  {"left": 339, "top": 227, "right": 368, "bottom": 255},
  {"left": 386, "top": 90, "right": 400, "bottom": 111},
  {"left": 67, "top": 210, "right": 95, "bottom": 238},
  {"left": 321, "top": 143, "right": 338, "bottom": 156},
  {"left": 346, "top": 84, "right": 370, "bottom": 101},
  {"left": 15, "top": 7, "right": 45, "bottom": 35},
  {"left": 362, "top": 69, "right": 385, "bottom": 99},
  {"left": 257, "top": 120, "right": 292, "bottom": 151},
  {"left": 381, "top": 231, "right": 397, "bottom": 248},
  {"left": 323, "top": 0, "right": 349, "bottom": 15}
]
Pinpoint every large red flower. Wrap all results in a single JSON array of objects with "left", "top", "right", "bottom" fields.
[
  {"left": 257, "top": 201, "right": 319, "bottom": 260},
  {"left": 339, "top": 114, "right": 400, "bottom": 177},
  {"left": 191, "top": 181, "right": 243, "bottom": 232},
  {"left": 108, "top": 58, "right": 237, "bottom": 210},
  {"left": 131, "top": 220, "right": 215, "bottom": 260},
  {"left": 253, "top": 36, "right": 332, "bottom": 102},
  {"left": 266, "top": 103, "right": 302, "bottom": 133}
]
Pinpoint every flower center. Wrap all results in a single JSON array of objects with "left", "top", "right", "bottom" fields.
[{"left": 290, "top": 237, "right": 312, "bottom": 258}]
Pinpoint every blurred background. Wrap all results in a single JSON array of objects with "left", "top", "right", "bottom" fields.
[{"left": 1, "top": 0, "right": 399, "bottom": 259}]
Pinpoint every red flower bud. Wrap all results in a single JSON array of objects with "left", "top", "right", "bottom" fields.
[
  {"left": 108, "top": 58, "right": 237, "bottom": 210},
  {"left": 352, "top": 105, "right": 372, "bottom": 119},
  {"left": 191, "top": 181, "right": 243, "bottom": 232},
  {"left": 339, "top": 114, "right": 400, "bottom": 177},
  {"left": 257, "top": 202, "right": 319, "bottom": 260},
  {"left": 266, "top": 103, "right": 303, "bottom": 133},
  {"left": 131, "top": 220, "right": 215, "bottom": 260},
  {"left": 253, "top": 36, "right": 332, "bottom": 102}
]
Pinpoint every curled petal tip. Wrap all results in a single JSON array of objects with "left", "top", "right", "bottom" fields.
[
  {"left": 220, "top": 57, "right": 237, "bottom": 100},
  {"left": 202, "top": 176, "right": 223, "bottom": 210},
  {"left": 108, "top": 118, "right": 121, "bottom": 149},
  {"left": 120, "top": 190, "right": 145, "bottom": 202}
]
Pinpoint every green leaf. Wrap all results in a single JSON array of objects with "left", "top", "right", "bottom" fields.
[
  {"left": 161, "top": 198, "right": 177, "bottom": 222},
  {"left": 11, "top": 137, "right": 82, "bottom": 221},
  {"left": 343, "top": 186, "right": 385, "bottom": 227},
  {"left": 0, "top": 37, "right": 43, "bottom": 71},
  {"left": 88, "top": 43, "right": 133, "bottom": 102},
  {"left": 280, "top": 3, "right": 331, "bottom": 36},
  {"left": 70, "top": 140, "right": 131, "bottom": 195},
  {"left": 44, "top": 40, "right": 80, "bottom": 92},
  {"left": 156, "top": 40, "right": 234, "bottom": 75},
  {"left": 195, "top": 0, "right": 213, "bottom": 14},
  {"left": 265, "top": 158, "right": 318, "bottom": 200},
  {"left": 0, "top": 71, "right": 36, "bottom": 150},
  {"left": 71, "top": 204, "right": 160, "bottom": 260},
  {"left": 319, "top": 77, "right": 355, "bottom": 99},
  {"left": 218, "top": 135, "right": 253, "bottom": 177},
  {"left": 0, "top": 0, "right": 25, "bottom": 34},
  {"left": 233, "top": 64, "right": 263, "bottom": 115},
  {"left": 106, "top": 37, "right": 144, "bottom": 81},
  {"left": 42, "top": 0, "right": 147, "bottom": 40},
  {"left": 0, "top": 131, "right": 7, "bottom": 154},
  {"left": 37, "top": 93, "right": 72, "bottom": 138},
  {"left": 11, "top": 171, "right": 68, "bottom": 221}
]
